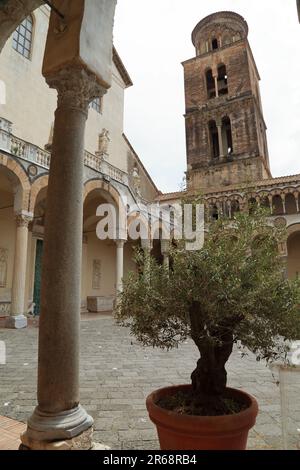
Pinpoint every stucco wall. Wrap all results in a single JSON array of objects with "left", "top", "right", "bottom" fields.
[{"left": 0, "top": 6, "right": 129, "bottom": 173}]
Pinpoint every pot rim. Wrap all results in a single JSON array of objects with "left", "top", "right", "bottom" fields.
[{"left": 146, "top": 384, "right": 259, "bottom": 435}]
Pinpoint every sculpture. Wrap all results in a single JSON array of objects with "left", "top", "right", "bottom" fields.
[
  {"left": 132, "top": 165, "right": 141, "bottom": 198},
  {"left": 98, "top": 128, "right": 110, "bottom": 155}
]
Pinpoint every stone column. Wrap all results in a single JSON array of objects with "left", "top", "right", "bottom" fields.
[
  {"left": 216, "top": 121, "right": 224, "bottom": 159},
  {"left": 20, "top": 67, "right": 106, "bottom": 451},
  {"left": 268, "top": 195, "right": 274, "bottom": 215},
  {"left": 115, "top": 239, "right": 126, "bottom": 294},
  {"left": 282, "top": 195, "right": 286, "bottom": 215},
  {"left": 161, "top": 240, "right": 170, "bottom": 269},
  {"left": 294, "top": 192, "right": 299, "bottom": 213},
  {"left": 214, "top": 76, "right": 219, "bottom": 98},
  {"left": 6, "top": 212, "right": 33, "bottom": 329}
]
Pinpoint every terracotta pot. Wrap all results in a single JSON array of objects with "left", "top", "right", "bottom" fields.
[{"left": 146, "top": 385, "right": 258, "bottom": 450}]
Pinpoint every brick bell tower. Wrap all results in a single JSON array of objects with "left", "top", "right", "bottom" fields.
[{"left": 183, "top": 11, "right": 271, "bottom": 191}]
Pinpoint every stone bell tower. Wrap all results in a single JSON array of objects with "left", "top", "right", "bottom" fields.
[{"left": 183, "top": 11, "right": 271, "bottom": 191}]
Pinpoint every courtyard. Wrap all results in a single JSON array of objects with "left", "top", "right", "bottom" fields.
[{"left": 0, "top": 315, "right": 284, "bottom": 450}]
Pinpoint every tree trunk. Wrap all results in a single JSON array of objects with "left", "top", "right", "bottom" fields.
[{"left": 189, "top": 302, "right": 233, "bottom": 412}]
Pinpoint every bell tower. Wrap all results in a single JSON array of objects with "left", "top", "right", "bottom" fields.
[{"left": 183, "top": 11, "right": 271, "bottom": 191}]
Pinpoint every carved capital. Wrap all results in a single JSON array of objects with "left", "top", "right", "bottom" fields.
[
  {"left": 115, "top": 239, "right": 126, "bottom": 249},
  {"left": 15, "top": 213, "right": 33, "bottom": 228},
  {"left": 45, "top": 66, "right": 107, "bottom": 114}
]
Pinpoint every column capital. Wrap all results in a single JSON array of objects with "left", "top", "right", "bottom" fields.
[
  {"left": 15, "top": 212, "right": 33, "bottom": 228},
  {"left": 45, "top": 66, "right": 107, "bottom": 114},
  {"left": 115, "top": 239, "right": 127, "bottom": 248}
]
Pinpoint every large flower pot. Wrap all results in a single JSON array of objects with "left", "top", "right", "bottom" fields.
[{"left": 146, "top": 385, "right": 258, "bottom": 450}]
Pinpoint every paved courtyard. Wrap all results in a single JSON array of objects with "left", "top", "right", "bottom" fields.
[{"left": 0, "top": 315, "right": 289, "bottom": 450}]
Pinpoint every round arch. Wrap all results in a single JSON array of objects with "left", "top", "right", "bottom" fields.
[
  {"left": 0, "top": 153, "right": 31, "bottom": 211},
  {"left": 84, "top": 179, "right": 123, "bottom": 208},
  {"left": 83, "top": 179, "right": 127, "bottom": 239},
  {"left": 287, "top": 224, "right": 300, "bottom": 280},
  {"left": 29, "top": 174, "right": 48, "bottom": 213}
]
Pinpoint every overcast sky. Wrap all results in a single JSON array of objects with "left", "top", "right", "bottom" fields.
[{"left": 114, "top": 0, "right": 300, "bottom": 193}]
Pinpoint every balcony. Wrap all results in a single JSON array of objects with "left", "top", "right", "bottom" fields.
[{"left": 0, "top": 118, "right": 128, "bottom": 185}]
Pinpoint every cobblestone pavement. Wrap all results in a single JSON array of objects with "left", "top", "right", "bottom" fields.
[{"left": 0, "top": 315, "right": 288, "bottom": 450}]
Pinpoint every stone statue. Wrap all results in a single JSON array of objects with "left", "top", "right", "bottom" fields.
[
  {"left": 98, "top": 128, "right": 110, "bottom": 155},
  {"left": 132, "top": 165, "right": 141, "bottom": 198}
]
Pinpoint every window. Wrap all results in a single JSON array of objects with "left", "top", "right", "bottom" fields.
[
  {"left": 217, "top": 65, "right": 228, "bottom": 96},
  {"left": 222, "top": 116, "right": 233, "bottom": 155},
  {"left": 212, "top": 38, "right": 219, "bottom": 50},
  {"left": 206, "top": 69, "right": 216, "bottom": 99},
  {"left": 211, "top": 205, "right": 219, "bottom": 221},
  {"left": 90, "top": 97, "right": 103, "bottom": 114},
  {"left": 209, "top": 120, "right": 220, "bottom": 159},
  {"left": 12, "top": 16, "right": 33, "bottom": 59}
]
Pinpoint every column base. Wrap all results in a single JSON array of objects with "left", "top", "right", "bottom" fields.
[
  {"left": 5, "top": 314, "right": 27, "bottom": 329},
  {"left": 20, "top": 426, "right": 94, "bottom": 451},
  {"left": 21, "top": 404, "right": 94, "bottom": 446}
]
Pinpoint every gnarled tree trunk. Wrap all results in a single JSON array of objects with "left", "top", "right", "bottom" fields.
[{"left": 189, "top": 301, "right": 233, "bottom": 413}]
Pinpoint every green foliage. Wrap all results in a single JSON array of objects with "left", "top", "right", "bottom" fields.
[{"left": 115, "top": 209, "right": 300, "bottom": 364}]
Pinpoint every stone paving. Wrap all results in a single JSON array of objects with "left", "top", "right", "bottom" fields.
[{"left": 0, "top": 315, "right": 289, "bottom": 450}]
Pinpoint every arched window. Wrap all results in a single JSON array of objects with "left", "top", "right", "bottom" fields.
[
  {"left": 272, "top": 195, "right": 284, "bottom": 215},
  {"left": 231, "top": 200, "right": 240, "bottom": 217},
  {"left": 12, "top": 15, "right": 33, "bottom": 59},
  {"left": 209, "top": 120, "right": 219, "bottom": 159},
  {"left": 210, "top": 205, "right": 219, "bottom": 221},
  {"left": 206, "top": 69, "right": 216, "bottom": 99},
  {"left": 261, "top": 196, "right": 271, "bottom": 211},
  {"left": 285, "top": 194, "right": 297, "bottom": 215},
  {"left": 221, "top": 116, "right": 233, "bottom": 155},
  {"left": 217, "top": 64, "right": 228, "bottom": 96},
  {"left": 248, "top": 198, "right": 257, "bottom": 215},
  {"left": 212, "top": 38, "right": 219, "bottom": 50}
]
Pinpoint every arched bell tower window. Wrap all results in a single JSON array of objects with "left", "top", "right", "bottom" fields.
[
  {"left": 206, "top": 69, "right": 216, "bottom": 99},
  {"left": 12, "top": 15, "right": 33, "bottom": 59},
  {"left": 222, "top": 117, "right": 233, "bottom": 156},
  {"left": 212, "top": 38, "right": 219, "bottom": 50},
  {"left": 209, "top": 120, "right": 219, "bottom": 159},
  {"left": 217, "top": 64, "right": 228, "bottom": 95}
]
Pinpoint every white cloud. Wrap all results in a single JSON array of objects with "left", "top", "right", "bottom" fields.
[{"left": 114, "top": 0, "right": 300, "bottom": 192}]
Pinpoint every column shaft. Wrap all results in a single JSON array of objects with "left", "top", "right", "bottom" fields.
[
  {"left": 217, "top": 124, "right": 224, "bottom": 158},
  {"left": 37, "top": 103, "right": 85, "bottom": 412},
  {"left": 116, "top": 240, "right": 125, "bottom": 293},
  {"left": 214, "top": 76, "right": 219, "bottom": 97},
  {"left": 7, "top": 213, "right": 32, "bottom": 329},
  {"left": 21, "top": 68, "right": 105, "bottom": 449}
]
